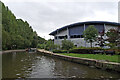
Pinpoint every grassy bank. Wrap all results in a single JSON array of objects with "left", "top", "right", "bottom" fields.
[{"left": 57, "top": 53, "right": 120, "bottom": 63}]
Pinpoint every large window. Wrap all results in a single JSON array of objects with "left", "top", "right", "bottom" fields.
[{"left": 69, "top": 26, "right": 84, "bottom": 36}]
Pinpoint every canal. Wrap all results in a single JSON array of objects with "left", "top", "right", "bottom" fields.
[{"left": 2, "top": 52, "right": 119, "bottom": 79}]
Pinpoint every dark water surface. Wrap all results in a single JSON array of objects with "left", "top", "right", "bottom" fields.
[{"left": 2, "top": 52, "right": 120, "bottom": 79}]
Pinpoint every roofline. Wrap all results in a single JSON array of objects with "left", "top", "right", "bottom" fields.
[{"left": 49, "top": 21, "right": 120, "bottom": 35}]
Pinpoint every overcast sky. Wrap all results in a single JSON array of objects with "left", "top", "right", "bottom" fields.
[{"left": 1, "top": 0, "right": 119, "bottom": 40}]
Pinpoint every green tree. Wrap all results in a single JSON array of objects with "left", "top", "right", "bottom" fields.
[
  {"left": 37, "top": 44, "right": 46, "bottom": 49},
  {"left": 106, "top": 29, "right": 120, "bottom": 49},
  {"left": 45, "top": 39, "right": 59, "bottom": 51},
  {"left": 37, "top": 39, "right": 59, "bottom": 51},
  {"left": 83, "top": 25, "right": 98, "bottom": 48},
  {"left": 62, "top": 39, "right": 74, "bottom": 53},
  {"left": 1, "top": 1, "right": 45, "bottom": 50},
  {"left": 2, "top": 29, "right": 12, "bottom": 50}
]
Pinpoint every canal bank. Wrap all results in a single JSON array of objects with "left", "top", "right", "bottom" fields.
[
  {"left": 2, "top": 49, "right": 26, "bottom": 54},
  {"left": 37, "top": 49, "right": 120, "bottom": 72}
]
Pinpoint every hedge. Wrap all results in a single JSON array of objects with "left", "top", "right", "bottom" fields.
[
  {"left": 53, "top": 50, "right": 67, "bottom": 53},
  {"left": 52, "top": 48, "right": 120, "bottom": 55}
]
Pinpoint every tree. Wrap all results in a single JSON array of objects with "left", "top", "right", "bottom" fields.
[
  {"left": 37, "top": 39, "right": 60, "bottom": 51},
  {"left": 37, "top": 44, "right": 46, "bottom": 49},
  {"left": 83, "top": 25, "right": 98, "bottom": 48},
  {"left": 96, "top": 31, "right": 106, "bottom": 48},
  {"left": 106, "top": 29, "right": 120, "bottom": 49},
  {"left": 45, "top": 39, "right": 60, "bottom": 51},
  {"left": 2, "top": 29, "right": 12, "bottom": 50},
  {"left": 62, "top": 39, "right": 74, "bottom": 53},
  {"left": 1, "top": 1, "right": 45, "bottom": 50}
]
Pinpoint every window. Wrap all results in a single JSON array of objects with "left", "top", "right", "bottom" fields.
[
  {"left": 74, "top": 45, "right": 77, "bottom": 47},
  {"left": 55, "top": 36, "right": 57, "bottom": 39},
  {"left": 70, "top": 35, "right": 83, "bottom": 38},
  {"left": 56, "top": 35, "right": 68, "bottom": 39},
  {"left": 81, "top": 35, "right": 84, "bottom": 38}
]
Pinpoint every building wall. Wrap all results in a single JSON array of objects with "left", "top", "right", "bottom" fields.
[
  {"left": 54, "top": 39, "right": 63, "bottom": 47},
  {"left": 70, "top": 38, "right": 85, "bottom": 47},
  {"left": 54, "top": 38, "right": 99, "bottom": 47},
  {"left": 54, "top": 29, "right": 67, "bottom": 46},
  {"left": 54, "top": 38, "right": 86, "bottom": 47}
]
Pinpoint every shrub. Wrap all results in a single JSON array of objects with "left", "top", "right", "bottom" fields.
[
  {"left": 52, "top": 47, "right": 104, "bottom": 54},
  {"left": 104, "top": 49, "right": 120, "bottom": 55},
  {"left": 69, "top": 47, "right": 104, "bottom": 54},
  {"left": 72, "top": 47, "right": 103, "bottom": 50},
  {"left": 69, "top": 49, "right": 93, "bottom": 54}
]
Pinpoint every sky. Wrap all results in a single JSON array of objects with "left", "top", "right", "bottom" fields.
[{"left": 1, "top": 0, "right": 119, "bottom": 40}]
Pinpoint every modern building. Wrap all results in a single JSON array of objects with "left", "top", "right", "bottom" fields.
[{"left": 49, "top": 21, "right": 120, "bottom": 47}]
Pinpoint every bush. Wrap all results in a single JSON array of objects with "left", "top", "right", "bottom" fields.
[
  {"left": 62, "top": 39, "right": 74, "bottom": 51},
  {"left": 69, "top": 49, "right": 93, "bottom": 54},
  {"left": 37, "top": 44, "right": 45, "bottom": 49},
  {"left": 53, "top": 47, "right": 104, "bottom": 54},
  {"left": 69, "top": 47, "right": 103, "bottom": 54},
  {"left": 104, "top": 49, "right": 120, "bottom": 55},
  {"left": 73, "top": 47, "right": 103, "bottom": 50}
]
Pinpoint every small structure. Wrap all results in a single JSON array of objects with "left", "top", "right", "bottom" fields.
[{"left": 26, "top": 48, "right": 37, "bottom": 53}]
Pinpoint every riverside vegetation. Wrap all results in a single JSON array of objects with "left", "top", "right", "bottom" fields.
[
  {"left": 1, "top": 1, "right": 45, "bottom": 50},
  {"left": 1, "top": 1, "right": 58, "bottom": 51}
]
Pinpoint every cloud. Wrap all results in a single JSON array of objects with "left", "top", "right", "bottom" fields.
[
  {"left": 1, "top": 1, "right": 118, "bottom": 40},
  {"left": 81, "top": 11, "right": 117, "bottom": 22},
  {"left": 2, "top": 0, "right": 119, "bottom": 2}
]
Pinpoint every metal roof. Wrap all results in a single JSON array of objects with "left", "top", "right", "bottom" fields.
[{"left": 49, "top": 21, "right": 120, "bottom": 35}]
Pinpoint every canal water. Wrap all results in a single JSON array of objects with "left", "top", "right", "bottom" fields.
[{"left": 2, "top": 52, "right": 119, "bottom": 79}]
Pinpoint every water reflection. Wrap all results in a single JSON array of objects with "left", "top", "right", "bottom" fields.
[{"left": 2, "top": 52, "right": 119, "bottom": 78}]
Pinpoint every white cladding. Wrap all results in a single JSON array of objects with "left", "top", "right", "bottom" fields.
[
  {"left": 105, "top": 25, "right": 118, "bottom": 33},
  {"left": 54, "top": 38, "right": 99, "bottom": 47},
  {"left": 104, "top": 24, "right": 118, "bottom": 39},
  {"left": 56, "top": 30, "right": 67, "bottom": 36}
]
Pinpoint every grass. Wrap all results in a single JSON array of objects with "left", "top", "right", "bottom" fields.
[{"left": 57, "top": 53, "right": 120, "bottom": 63}]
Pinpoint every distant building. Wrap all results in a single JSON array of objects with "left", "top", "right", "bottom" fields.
[{"left": 49, "top": 21, "right": 120, "bottom": 47}]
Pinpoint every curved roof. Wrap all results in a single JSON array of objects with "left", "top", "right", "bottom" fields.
[{"left": 49, "top": 21, "right": 120, "bottom": 35}]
